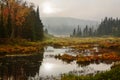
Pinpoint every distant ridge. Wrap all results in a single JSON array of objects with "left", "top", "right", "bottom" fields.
[{"left": 41, "top": 17, "right": 99, "bottom": 35}]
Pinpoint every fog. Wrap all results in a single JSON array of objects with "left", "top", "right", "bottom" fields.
[{"left": 26, "top": 0, "right": 120, "bottom": 21}]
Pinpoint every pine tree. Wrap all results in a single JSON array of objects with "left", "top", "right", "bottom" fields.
[
  {"left": 83, "top": 25, "right": 88, "bottom": 37},
  {"left": 97, "top": 17, "right": 120, "bottom": 37},
  {"left": 7, "top": 4, "right": 12, "bottom": 38},
  {"left": 88, "top": 27, "right": 92, "bottom": 36},
  {"left": 0, "top": 4, "right": 5, "bottom": 38},
  {"left": 77, "top": 25, "right": 79, "bottom": 36},
  {"left": 34, "top": 6, "right": 44, "bottom": 40},
  {"left": 73, "top": 28, "right": 76, "bottom": 36},
  {"left": 78, "top": 28, "right": 82, "bottom": 37},
  {"left": 0, "top": 0, "right": 44, "bottom": 40},
  {"left": 45, "top": 28, "right": 48, "bottom": 34}
]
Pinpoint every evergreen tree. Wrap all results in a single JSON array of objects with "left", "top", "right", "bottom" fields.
[
  {"left": 45, "top": 28, "right": 48, "bottom": 34},
  {"left": 34, "top": 6, "right": 44, "bottom": 40},
  {"left": 97, "top": 17, "right": 120, "bottom": 37},
  {"left": 7, "top": 5, "right": 12, "bottom": 38},
  {"left": 71, "top": 17, "right": 120, "bottom": 37},
  {"left": 78, "top": 28, "right": 82, "bottom": 37},
  {"left": 88, "top": 27, "right": 92, "bottom": 36},
  {"left": 83, "top": 25, "right": 89, "bottom": 37},
  {"left": 73, "top": 28, "right": 76, "bottom": 36},
  {"left": 0, "top": 4, "right": 6, "bottom": 38},
  {"left": 22, "top": 10, "right": 36, "bottom": 41},
  {"left": 77, "top": 25, "right": 79, "bottom": 36},
  {"left": 0, "top": 0, "right": 44, "bottom": 41}
]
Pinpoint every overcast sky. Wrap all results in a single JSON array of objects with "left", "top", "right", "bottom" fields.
[{"left": 26, "top": 0, "right": 120, "bottom": 21}]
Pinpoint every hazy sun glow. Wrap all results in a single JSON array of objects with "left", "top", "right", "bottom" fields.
[
  {"left": 42, "top": 2, "right": 55, "bottom": 14},
  {"left": 44, "top": 63, "right": 54, "bottom": 71}
]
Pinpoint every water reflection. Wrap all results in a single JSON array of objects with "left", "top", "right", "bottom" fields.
[
  {"left": 0, "top": 53, "right": 44, "bottom": 80},
  {"left": 38, "top": 46, "right": 113, "bottom": 78},
  {"left": 42, "top": 63, "right": 54, "bottom": 71},
  {"left": 0, "top": 46, "right": 114, "bottom": 80}
]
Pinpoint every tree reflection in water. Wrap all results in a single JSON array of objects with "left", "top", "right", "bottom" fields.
[{"left": 0, "top": 52, "right": 44, "bottom": 80}]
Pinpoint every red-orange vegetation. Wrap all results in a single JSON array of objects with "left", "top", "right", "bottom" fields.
[
  {"left": 0, "top": 45, "right": 39, "bottom": 54},
  {"left": 56, "top": 52, "right": 120, "bottom": 64}
]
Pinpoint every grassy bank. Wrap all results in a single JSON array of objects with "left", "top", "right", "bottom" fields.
[
  {"left": 43, "top": 37, "right": 120, "bottom": 48},
  {"left": 0, "top": 37, "right": 120, "bottom": 79},
  {"left": 61, "top": 62, "right": 120, "bottom": 80},
  {"left": 0, "top": 37, "right": 120, "bottom": 56},
  {"left": 0, "top": 38, "right": 44, "bottom": 56}
]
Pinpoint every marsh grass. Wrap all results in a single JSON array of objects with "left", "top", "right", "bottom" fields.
[{"left": 61, "top": 64, "right": 120, "bottom": 80}]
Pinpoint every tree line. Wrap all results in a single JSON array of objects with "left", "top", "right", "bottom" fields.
[
  {"left": 72, "top": 25, "right": 96, "bottom": 37},
  {"left": 0, "top": 0, "right": 44, "bottom": 41},
  {"left": 72, "top": 17, "right": 120, "bottom": 37},
  {"left": 97, "top": 17, "right": 120, "bottom": 36}
]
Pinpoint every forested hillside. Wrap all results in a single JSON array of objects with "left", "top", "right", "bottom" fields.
[
  {"left": 72, "top": 17, "right": 120, "bottom": 37},
  {"left": 0, "top": 0, "right": 44, "bottom": 41},
  {"left": 97, "top": 17, "right": 120, "bottom": 36},
  {"left": 42, "top": 17, "right": 98, "bottom": 35}
]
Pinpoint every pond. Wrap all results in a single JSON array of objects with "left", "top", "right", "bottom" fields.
[
  {"left": 0, "top": 46, "right": 114, "bottom": 80},
  {"left": 30, "top": 46, "right": 113, "bottom": 80}
]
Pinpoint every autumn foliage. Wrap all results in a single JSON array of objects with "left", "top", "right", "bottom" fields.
[
  {"left": 56, "top": 52, "right": 120, "bottom": 64},
  {"left": 0, "top": 0, "right": 44, "bottom": 41}
]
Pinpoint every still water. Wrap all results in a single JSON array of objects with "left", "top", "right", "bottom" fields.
[
  {"left": 30, "top": 46, "right": 113, "bottom": 79},
  {"left": 0, "top": 46, "right": 113, "bottom": 80}
]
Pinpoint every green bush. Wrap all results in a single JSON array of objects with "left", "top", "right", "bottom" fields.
[{"left": 61, "top": 66, "right": 120, "bottom": 80}]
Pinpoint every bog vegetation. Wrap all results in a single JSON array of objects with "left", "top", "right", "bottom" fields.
[
  {"left": 0, "top": 0, "right": 120, "bottom": 80},
  {"left": 61, "top": 64, "right": 120, "bottom": 80}
]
